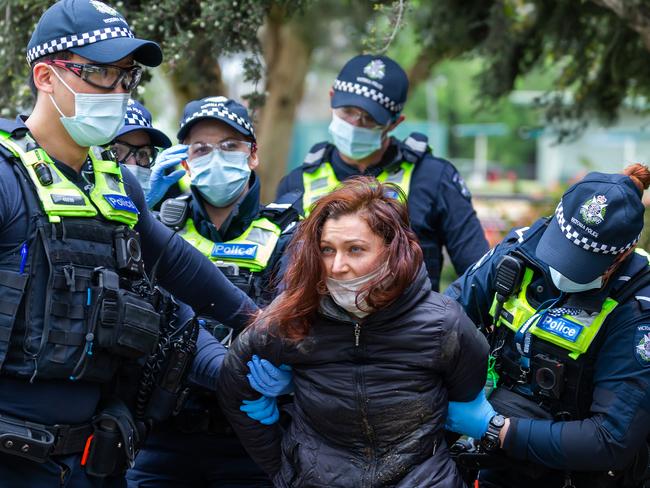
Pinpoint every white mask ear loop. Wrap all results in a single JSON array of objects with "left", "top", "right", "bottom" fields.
[{"left": 47, "top": 66, "right": 75, "bottom": 118}]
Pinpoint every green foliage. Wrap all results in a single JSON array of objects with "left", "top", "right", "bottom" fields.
[
  {"left": 410, "top": 0, "right": 650, "bottom": 139},
  {"left": 388, "top": 23, "right": 542, "bottom": 170},
  {"left": 0, "top": 0, "right": 309, "bottom": 114}
]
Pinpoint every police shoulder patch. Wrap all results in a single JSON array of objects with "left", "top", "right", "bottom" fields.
[
  {"left": 452, "top": 172, "right": 471, "bottom": 200},
  {"left": 634, "top": 324, "right": 650, "bottom": 367}
]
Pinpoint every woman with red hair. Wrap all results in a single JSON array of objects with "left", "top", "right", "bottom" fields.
[{"left": 218, "top": 177, "right": 489, "bottom": 487}]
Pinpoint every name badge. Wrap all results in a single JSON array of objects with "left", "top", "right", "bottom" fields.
[
  {"left": 211, "top": 243, "right": 258, "bottom": 260},
  {"left": 104, "top": 194, "right": 139, "bottom": 214},
  {"left": 51, "top": 194, "right": 85, "bottom": 206},
  {"left": 538, "top": 314, "right": 583, "bottom": 343}
]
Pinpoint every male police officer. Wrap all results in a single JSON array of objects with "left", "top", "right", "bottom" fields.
[
  {"left": 445, "top": 166, "right": 650, "bottom": 487},
  {"left": 127, "top": 97, "right": 299, "bottom": 487},
  {"left": 110, "top": 99, "right": 188, "bottom": 210},
  {"left": 0, "top": 1, "right": 255, "bottom": 485},
  {"left": 276, "top": 54, "right": 488, "bottom": 290}
]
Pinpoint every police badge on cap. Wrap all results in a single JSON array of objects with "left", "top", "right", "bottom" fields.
[
  {"left": 331, "top": 54, "right": 409, "bottom": 126},
  {"left": 536, "top": 172, "right": 645, "bottom": 283}
]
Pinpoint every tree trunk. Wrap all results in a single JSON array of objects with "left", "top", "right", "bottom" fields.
[{"left": 256, "top": 11, "right": 313, "bottom": 203}]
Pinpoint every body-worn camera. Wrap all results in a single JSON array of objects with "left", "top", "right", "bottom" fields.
[
  {"left": 114, "top": 226, "right": 143, "bottom": 275},
  {"left": 532, "top": 353, "right": 565, "bottom": 400}
]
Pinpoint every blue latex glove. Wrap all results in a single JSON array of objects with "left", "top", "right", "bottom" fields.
[
  {"left": 445, "top": 389, "right": 497, "bottom": 439},
  {"left": 247, "top": 355, "right": 294, "bottom": 397},
  {"left": 145, "top": 144, "right": 188, "bottom": 208},
  {"left": 240, "top": 395, "right": 279, "bottom": 425}
]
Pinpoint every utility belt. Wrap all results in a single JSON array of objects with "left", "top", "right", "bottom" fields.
[
  {"left": 0, "top": 399, "right": 139, "bottom": 478},
  {"left": 451, "top": 435, "right": 650, "bottom": 488}
]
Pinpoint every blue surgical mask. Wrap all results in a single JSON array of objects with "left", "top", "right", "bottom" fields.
[
  {"left": 189, "top": 150, "right": 251, "bottom": 207},
  {"left": 549, "top": 266, "right": 603, "bottom": 293},
  {"left": 124, "top": 165, "right": 152, "bottom": 193},
  {"left": 49, "top": 67, "right": 129, "bottom": 147},
  {"left": 328, "top": 113, "right": 383, "bottom": 160}
]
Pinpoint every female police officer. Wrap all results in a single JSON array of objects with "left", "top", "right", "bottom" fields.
[
  {"left": 127, "top": 96, "right": 300, "bottom": 487},
  {"left": 444, "top": 164, "right": 650, "bottom": 487}
]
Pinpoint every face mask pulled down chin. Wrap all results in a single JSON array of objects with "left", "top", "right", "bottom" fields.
[
  {"left": 326, "top": 265, "right": 384, "bottom": 318},
  {"left": 124, "top": 165, "right": 152, "bottom": 193},
  {"left": 328, "top": 113, "right": 383, "bottom": 160},
  {"left": 189, "top": 149, "right": 251, "bottom": 208},
  {"left": 49, "top": 67, "right": 129, "bottom": 147},
  {"left": 549, "top": 266, "right": 603, "bottom": 293}
]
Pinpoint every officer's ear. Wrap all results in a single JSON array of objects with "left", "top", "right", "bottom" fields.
[
  {"left": 31, "top": 63, "right": 56, "bottom": 95},
  {"left": 248, "top": 149, "right": 259, "bottom": 171},
  {"left": 181, "top": 158, "right": 191, "bottom": 176},
  {"left": 384, "top": 114, "right": 405, "bottom": 136}
]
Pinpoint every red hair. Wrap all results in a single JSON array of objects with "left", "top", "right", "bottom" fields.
[
  {"left": 256, "top": 177, "right": 423, "bottom": 341},
  {"left": 623, "top": 163, "right": 650, "bottom": 193}
]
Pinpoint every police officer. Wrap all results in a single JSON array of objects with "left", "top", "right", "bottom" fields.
[
  {"left": 0, "top": 1, "right": 255, "bottom": 485},
  {"left": 111, "top": 99, "right": 190, "bottom": 210},
  {"left": 126, "top": 96, "right": 299, "bottom": 487},
  {"left": 444, "top": 164, "right": 650, "bottom": 487},
  {"left": 276, "top": 54, "right": 489, "bottom": 290}
]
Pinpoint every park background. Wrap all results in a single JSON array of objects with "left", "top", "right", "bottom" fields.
[{"left": 2, "top": 0, "right": 650, "bottom": 286}]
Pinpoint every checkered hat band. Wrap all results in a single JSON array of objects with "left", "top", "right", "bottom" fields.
[
  {"left": 554, "top": 202, "right": 640, "bottom": 255},
  {"left": 26, "top": 27, "right": 134, "bottom": 63},
  {"left": 332, "top": 79, "right": 404, "bottom": 113},
  {"left": 181, "top": 107, "right": 255, "bottom": 138},
  {"left": 125, "top": 111, "right": 151, "bottom": 128}
]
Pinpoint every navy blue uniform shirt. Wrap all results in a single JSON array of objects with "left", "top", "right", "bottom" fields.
[
  {"left": 445, "top": 219, "right": 650, "bottom": 472},
  {"left": 0, "top": 118, "right": 256, "bottom": 425},
  {"left": 276, "top": 138, "right": 489, "bottom": 291}
]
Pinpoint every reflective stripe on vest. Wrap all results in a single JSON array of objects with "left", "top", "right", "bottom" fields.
[
  {"left": 0, "top": 133, "right": 138, "bottom": 226},
  {"left": 179, "top": 217, "right": 281, "bottom": 273},
  {"left": 301, "top": 161, "right": 414, "bottom": 217},
  {"left": 489, "top": 267, "right": 619, "bottom": 360}
]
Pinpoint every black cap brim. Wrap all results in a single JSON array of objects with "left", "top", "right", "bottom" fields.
[
  {"left": 70, "top": 37, "right": 162, "bottom": 67},
  {"left": 331, "top": 91, "right": 392, "bottom": 126},
  {"left": 114, "top": 125, "right": 171, "bottom": 148},
  {"left": 535, "top": 217, "right": 615, "bottom": 283},
  {"left": 177, "top": 116, "right": 254, "bottom": 143}
]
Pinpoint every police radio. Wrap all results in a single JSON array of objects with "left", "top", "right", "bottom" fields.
[{"left": 492, "top": 255, "right": 524, "bottom": 327}]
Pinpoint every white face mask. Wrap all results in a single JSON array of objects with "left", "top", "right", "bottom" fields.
[
  {"left": 124, "top": 165, "right": 152, "bottom": 193},
  {"left": 326, "top": 265, "right": 384, "bottom": 318},
  {"left": 549, "top": 266, "right": 603, "bottom": 293},
  {"left": 49, "top": 67, "right": 129, "bottom": 147}
]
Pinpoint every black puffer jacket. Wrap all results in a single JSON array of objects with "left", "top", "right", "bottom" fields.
[{"left": 218, "top": 266, "right": 489, "bottom": 487}]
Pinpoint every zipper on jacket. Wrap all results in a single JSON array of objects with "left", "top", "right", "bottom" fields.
[{"left": 354, "top": 323, "right": 360, "bottom": 347}]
